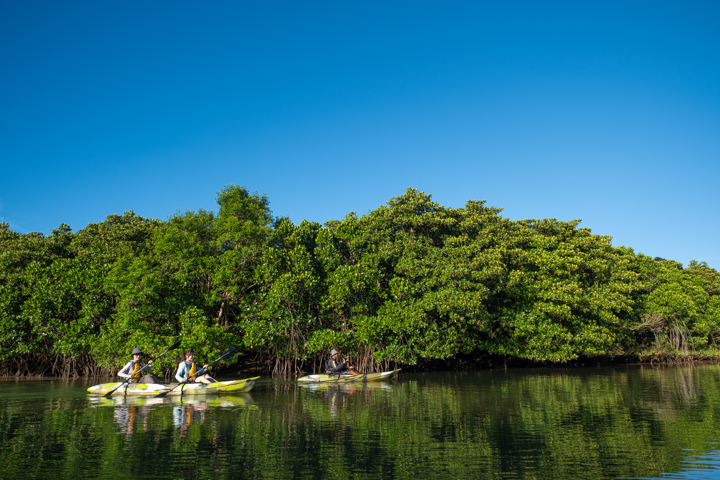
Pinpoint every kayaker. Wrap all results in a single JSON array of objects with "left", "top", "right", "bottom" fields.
[
  {"left": 117, "top": 348, "right": 162, "bottom": 384},
  {"left": 175, "top": 349, "right": 217, "bottom": 384},
  {"left": 325, "top": 349, "right": 360, "bottom": 375}
]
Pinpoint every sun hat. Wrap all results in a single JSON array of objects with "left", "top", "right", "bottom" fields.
[
  {"left": 330, "top": 349, "right": 338, "bottom": 355},
  {"left": 131, "top": 348, "right": 143, "bottom": 356}
]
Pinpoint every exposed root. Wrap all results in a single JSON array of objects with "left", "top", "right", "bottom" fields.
[{"left": 0, "top": 353, "right": 113, "bottom": 378}]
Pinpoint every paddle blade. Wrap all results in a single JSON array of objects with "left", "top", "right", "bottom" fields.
[{"left": 168, "top": 339, "right": 182, "bottom": 351}]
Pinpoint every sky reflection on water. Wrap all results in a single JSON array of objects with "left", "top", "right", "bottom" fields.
[{"left": 648, "top": 449, "right": 720, "bottom": 480}]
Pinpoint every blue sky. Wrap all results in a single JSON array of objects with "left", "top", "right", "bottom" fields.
[{"left": 1, "top": 1, "right": 718, "bottom": 267}]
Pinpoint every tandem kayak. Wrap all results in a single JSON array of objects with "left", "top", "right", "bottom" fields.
[
  {"left": 297, "top": 369, "right": 400, "bottom": 383},
  {"left": 87, "top": 377, "right": 259, "bottom": 396}
]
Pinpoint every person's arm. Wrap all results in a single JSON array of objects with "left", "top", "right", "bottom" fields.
[
  {"left": 175, "top": 362, "right": 187, "bottom": 383},
  {"left": 118, "top": 361, "right": 133, "bottom": 379}
]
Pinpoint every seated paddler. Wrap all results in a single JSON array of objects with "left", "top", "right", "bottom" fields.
[
  {"left": 176, "top": 349, "right": 217, "bottom": 384},
  {"left": 325, "top": 349, "right": 361, "bottom": 375},
  {"left": 118, "top": 348, "right": 162, "bottom": 384}
]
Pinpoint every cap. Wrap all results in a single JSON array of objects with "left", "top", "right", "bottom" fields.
[
  {"left": 131, "top": 348, "right": 143, "bottom": 355},
  {"left": 330, "top": 349, "right": 338, "bottom": 355}
]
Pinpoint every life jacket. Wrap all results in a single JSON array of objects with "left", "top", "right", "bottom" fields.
[
  {"left": 325, "top": 358, "right": 347, "bottom": 374},
  {"left": 188, "top": 361, "right": 197, "bottom": 379},
  {"left": 130, "top": 361, "right": 141, "bottom": 382}
]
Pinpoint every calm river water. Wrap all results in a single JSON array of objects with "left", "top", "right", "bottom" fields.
[{"left": 2, "top": 365, "right": 720, "bottom": 479}]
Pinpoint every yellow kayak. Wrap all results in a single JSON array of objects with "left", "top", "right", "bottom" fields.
[
  {"left": 87, "top": 377, "right": 259, "bottom": 396},
  {"left": 297, "top": 369, "right": 400, "bottom": 383}
]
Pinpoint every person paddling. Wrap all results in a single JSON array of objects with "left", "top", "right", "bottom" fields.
[
  {"left": 325, "top": 349, "right": 361, "bottom": 375},
  {"left": 117, "top": 348, "right": 162, "bottom": 384},
  {"left": 175, "top": 349, "right": 217, "bottom": 384}
]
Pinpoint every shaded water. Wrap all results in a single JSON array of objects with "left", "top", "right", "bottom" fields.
[{"left": 2, "top": 365, "right": 720, "bottom": 479}]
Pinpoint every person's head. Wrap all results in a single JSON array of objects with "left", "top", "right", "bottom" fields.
[
  {"left": 331, "top": 349, "right": 338, "bottom": 359},
  {"left": 183, "top": 349, "right": 195, "bottom": 361},
  {"left": 131, "top": 348, "right": 143, "bottom": 361}
]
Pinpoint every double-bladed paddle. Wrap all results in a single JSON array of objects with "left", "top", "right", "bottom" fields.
[
  {"left": 104, "top": 339, "right": 182, "bottom": 397},
  {"left": 156, "top": 346, "right": 237, "bottom": 398}
]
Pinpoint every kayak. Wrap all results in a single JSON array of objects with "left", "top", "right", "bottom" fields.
[
  {"left": 297, "top": 369, "right": 400, "bottom": 383},
  {"left": 87, "top": 377, "right": 259, "bottom": 396}
]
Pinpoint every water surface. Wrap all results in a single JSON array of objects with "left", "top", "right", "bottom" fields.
[{"left": 2, "top": 365, "right": 720, "bottom": 479}]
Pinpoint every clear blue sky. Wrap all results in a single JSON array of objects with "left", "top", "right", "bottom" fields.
[{"left": 1, "top": 1, "right": 718, "bottom": 268}]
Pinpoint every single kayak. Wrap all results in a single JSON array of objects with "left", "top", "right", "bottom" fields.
[
  {"left": 297, "top": 369, "right": 400, "bottom": 383},
  {"left": 87, "top": 377, "right": 259, "bottom": 396}
]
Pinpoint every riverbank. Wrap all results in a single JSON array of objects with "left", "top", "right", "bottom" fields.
[{"left": 5, "top": 349, "right": 720, "bottom": 378}]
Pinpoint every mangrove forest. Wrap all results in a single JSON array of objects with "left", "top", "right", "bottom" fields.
[{"left": 1, "top": 186, "right": 718, "bottom": 377}]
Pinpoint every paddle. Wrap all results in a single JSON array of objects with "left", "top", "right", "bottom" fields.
[
  {"left": 156, "top": 346, "right": 237, "bottom": 398},
  {"left": 104, "top": 339, "right": 182, "bottom": 397}
]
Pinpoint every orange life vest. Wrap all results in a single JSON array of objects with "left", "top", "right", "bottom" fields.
[{"left": 131, "top": 362, "right": 141, "bottom": 382}]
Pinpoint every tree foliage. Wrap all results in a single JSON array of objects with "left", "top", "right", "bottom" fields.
[{"left": 0, "top": 187, "right": 718, "bottom": 376}]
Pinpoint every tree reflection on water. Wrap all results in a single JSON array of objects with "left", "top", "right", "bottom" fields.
[{"left": 2, "top": 367, "right": 720, "bottom": 479}]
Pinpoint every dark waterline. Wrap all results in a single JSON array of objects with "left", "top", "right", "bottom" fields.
[{"left": 2, "top": 366, "right": 720, "bottom": 479}]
